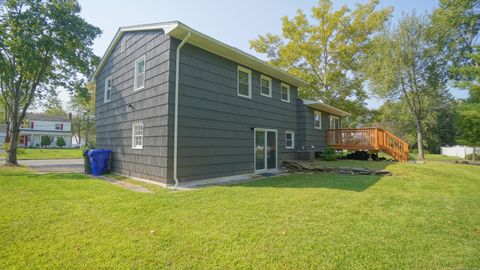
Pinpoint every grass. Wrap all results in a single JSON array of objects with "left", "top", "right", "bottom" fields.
[
  {"left": 411, "top": 153, "right": 464, "bottom": 162},
  {"left": 2, "top": 148, "right": 83, "bottom": 160},
  {"left": 1, "top": 160, "right": 480, "bottom": 269}
]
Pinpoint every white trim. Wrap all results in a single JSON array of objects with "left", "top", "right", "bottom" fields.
[
  {"left": 133, "top": 55, "right": 146, "bottom": 91},
  {"left": 260, "top": 75, "right": 272, "bottom": 98},
  {"left": 253, "top": 128, "right": 278, "bottom": 173},
  {"left": 104, "top": 76, "right": 112, "bottom": 103},
  {"left": 237, "top": 66, "right": 252, "bottom": 99},
  {"left": 91, "top": 21, "right": 309, "bottom": 88},
  {"left": 302, "top": 99, "right": 350, "bottom": 117},
  {"left": 314, "top": 110, "right": 322, "bottom": 129},
  {"left": 285, "top": 130, "right": 295, "bottom": 149},
  {"left": 131, "top": 122, "right": 144, "bottom": 149},
  {"left": 280, "top": 83, "right": 290, "bottom": 103}
]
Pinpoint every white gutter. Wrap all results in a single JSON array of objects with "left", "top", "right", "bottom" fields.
[{"left": 173, "top": 31, "right": 191, "bottom": 186}]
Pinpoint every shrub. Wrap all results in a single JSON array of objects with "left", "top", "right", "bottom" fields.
[
  {"left": 344, "top": 151, "right": 370, "bottom": 160},
  {"left": 323, "top": 146, "right": 339, "bottom": 161},
  {"left": 40, "top": 135, "right": 51, "bottom": 148},
  {"left": 465, "top": 153, "right": 480, "bottom": 161},
  {"left": 56, "top": 137, "right": 66, "bottom": 148}
]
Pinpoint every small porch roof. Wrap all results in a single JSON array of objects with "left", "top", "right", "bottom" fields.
[{"left": 302, "top": 99, "right": 350, "bottom": 117}]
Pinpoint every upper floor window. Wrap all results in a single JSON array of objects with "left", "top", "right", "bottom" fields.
[
  {"left": 281, "top": 83, "right": 290, "bottom": 103},
  {"left": 30, "top": 122, "right": 34, "bottom": 129},
  {"left": 314, "top": 111, "right": 322, "bottom": 129},
  {"left": 132, "top": 122, "right": 144, "bottom": 149},
  {"left": 104, "top": 76, "right": 112, "bottom": 103},
  {"left": 260, "top": 75, "right": 272, "bottom": 97},
  {"left": 237, "top": 66, "right": 251, "bottom": 98},
  {"left": 55, "top": 123, "right": 63, "bottom": 130},
  {"left": 285, "top": 131, "right": 295, "bottom": 149},
  {"left": 134, "top": 56, "right": 146, "bottom": 91}
]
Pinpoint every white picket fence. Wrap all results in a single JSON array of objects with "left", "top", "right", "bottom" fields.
[{"left": 441, "top": 145, "right": 477, "bottom": 159}]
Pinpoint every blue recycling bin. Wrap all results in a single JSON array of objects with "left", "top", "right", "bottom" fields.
[{"left": 87, "top": 149, "right": 112, "bottom": 176}]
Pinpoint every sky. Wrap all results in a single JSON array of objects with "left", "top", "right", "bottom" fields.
[{"left": 62, "top": 0, "right": 468, "bottom": 110}]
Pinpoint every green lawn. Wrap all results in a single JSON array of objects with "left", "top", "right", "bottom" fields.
[
  {"left": 1, "top": 160, "right": 479, "bottom": 269},
  {"left": 2, "top": 148, "right": 83, "bottom": 160}
]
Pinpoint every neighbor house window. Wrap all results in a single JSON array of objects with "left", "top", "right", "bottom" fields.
[
  {"left": 134, "top": 56, "right": 146, "bottom": 91},
  {"left": 55, "top": 123, "right": 63, "bottom": 130},
  {"left": 132, "top": 122, "right": 144, "bottom": 149},
  {"left": 104, "top": 76, "right": 112, "bottom": 102},
  {"left": 260, "top": 75, "right": 272, "bottom": 97},
  {"left": 314, "top": 111, "right": 322, "bottom": 129},
  {"left": 281, "top": 83, "right": 290, "bottom": 103},
  {"left": 237, "top": 66, "right": 251, "bottom": 98},
  {"left": 285, "top": 131, "right": 295, "bottom": 149}
]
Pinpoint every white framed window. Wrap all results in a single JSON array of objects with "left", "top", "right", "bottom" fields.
[
  {"left": 55, "top": 123, "right": 62, "bottom": 130},
  {"left": 314, "top": 111, "right": 322, "bottom": 129},
  {"left": 329, "top": 115, "right": 341, "bottom": 129},
  {"left": 120, "top": 38, "right": 126, "bottom": 53},
  {"left": 134, "top": 55, "right": 146, "bottom": 91},
  {"left": 285, "top": 131, "right": 295, "bottom": 149},
  {"left": 281, "top": 83, "right": 290, "bottom": 103},
  {"left": 260, "top": 75, "right": 272, "bottom": 97},
  {"left": 132, "top": 122, "right": 144, "bottom": 149},
  {"left": 237, "top": 66, "right": 252, "bottom": 98},
  {"left": 104, "top": 76, "right": 112, "bottom": 102}
]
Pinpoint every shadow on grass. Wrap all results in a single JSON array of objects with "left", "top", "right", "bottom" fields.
[{"left": 235, "top": 173, "right": 383, "bottom": 192}]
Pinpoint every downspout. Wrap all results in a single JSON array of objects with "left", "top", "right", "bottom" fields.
[{"left": 173, "top": 31, "right": 191, "bottom": 186}]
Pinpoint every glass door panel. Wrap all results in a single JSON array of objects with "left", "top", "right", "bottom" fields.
[
  {"left": 266, "top": 131, "right": 277, "bottom": 169},
  {"left": 255, "top": 130, "right": 265, "bottom": 170}
]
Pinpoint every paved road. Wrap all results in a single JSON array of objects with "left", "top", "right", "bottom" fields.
[{"left": 18, "top": 159, "right": 84, "bottom": 173}]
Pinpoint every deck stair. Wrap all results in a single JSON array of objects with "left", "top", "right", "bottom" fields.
[{"left": 326, "top": 128, "right": 409, "bottom": 162}]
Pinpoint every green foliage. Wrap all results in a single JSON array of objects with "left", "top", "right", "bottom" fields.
[
  {"left": 456, "top": 102, "right": 480, "bottom": 146},
  {"left": 0, "top": 0, "right": 101, "bottom": 163},
  {"left": 323, "top": 146, "right": 339, "bottom": 161},
  {"left": 40, "top": 135, "right": 51, "bottom": 148},
  {"left": 249, "top": 0, "right": 392, "bottom": 124},
  {"left": 432, "top": 0, "right": 480, "bottom": 101},
  {"left": 69, "top": 81, "right": 95, "bottom": 147},
  {"left": 56, "top": 137, "right": 66, "bottom": 148}
]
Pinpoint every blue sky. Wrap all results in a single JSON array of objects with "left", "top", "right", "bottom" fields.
[{"left": 69, "top": 0, "right": 468, "bottom": 109}]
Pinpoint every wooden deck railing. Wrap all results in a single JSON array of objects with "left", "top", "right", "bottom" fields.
[{"left": 327, "top": 128, "right": 409, "bottom": 162}]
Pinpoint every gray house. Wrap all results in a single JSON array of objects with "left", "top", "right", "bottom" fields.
[{"left": 92, "top": 21, "right": 349, "bottom": 186}]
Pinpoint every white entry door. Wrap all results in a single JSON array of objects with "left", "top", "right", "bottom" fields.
[{"left": 254, "top": 128, "right": 277, "bottom": 172}]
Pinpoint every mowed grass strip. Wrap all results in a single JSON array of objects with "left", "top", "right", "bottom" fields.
[
  {"left": 0, "top": 160, "right": 479, "bottom": 269},
  {"left": 2, "top": 148, "right": 83, "bottom": 160}
]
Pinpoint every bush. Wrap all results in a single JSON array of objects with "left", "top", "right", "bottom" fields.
[
  {"left": 465, "top": 153, "right": 480, "bottom": 161},
  {"left": 323, "top": 146, "right": 339, "bottom": 161},
  {"left": 40, "top": 135, "right": 51, "bottom": 148},
  {"left": 56, "top": 137, "right": 66, "bottom": 148},
  {"left": 344, "top": 151, "right": 370, "bottom": 160}
]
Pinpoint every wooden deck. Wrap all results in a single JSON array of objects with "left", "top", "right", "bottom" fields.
[{"left": 327, "top": 128, "right": 409, "bottom": 162}]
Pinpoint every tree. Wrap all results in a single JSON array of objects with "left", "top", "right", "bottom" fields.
[
  {"left": 40, "top": 135, "right": 51, "bottom": 148},
  {"left": 0, "top": 0, "right": 101, "bottom": 165},
  {"left": 432, "top": 0, "right": 480, "bottom": 101},
  {"left": 456, "top": 102, "right": 480, "bottom": 160},
  {"left": 249, "top": 0, "right": 392, "bottom": 125},
  {"left": 364, "top": 14, "right": 448, "bottom": 161},
  {"left": 56, "top": 136, "right": 66, "bottom": 148},
  {"left": 69, "top": 81, "right": 95, "bottom": 147}
]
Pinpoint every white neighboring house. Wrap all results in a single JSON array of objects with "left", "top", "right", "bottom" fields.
[{"left": 16, "top": 113, "right": 73, "bottom": 148}]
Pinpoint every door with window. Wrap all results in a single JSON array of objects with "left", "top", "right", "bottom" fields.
[
  {"left": 254, "top": 128, "right": 277, "bottom": 171},
  {"left": 329, "top": 116, "right": 341, "bottom": 144}
]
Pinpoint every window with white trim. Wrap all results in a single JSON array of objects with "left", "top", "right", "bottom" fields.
[
  {"left": 132, "top": 122, "right": 144, "bottom": 149},
  {"left": 134, "top": 56, "right": 146, "bottom": 91},
  {"left": 285, "top": 131, "right": 295, "bottom": 149},
  {"left": 55, "top": 123, "right": 62, "bottom": 130},
  {"left": 237, "top": 66, "right": 251, "bottom": 98},
  {"left": 314, "top": 111, "right": 322, "bottom": 129},
  {"left": 281, "top": 83, "right": 290, "bottom": 102},
  {"left": 104, "top": 76, "right": 112, "bottom": 102},
  {"left": 260, "top": 75, "right": 272, "bottom": 97},
  {"left": 329, "top": 115, "right": 341, "bottom": 129}
]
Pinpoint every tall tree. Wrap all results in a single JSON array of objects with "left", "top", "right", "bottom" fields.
[
  {"left": 69, "top": 81, "right": 95, "bottom": 147},
  {"left": 249, "top": 0, "right": 392, "bottom": 124},
  {"left": 432, "top": 0, "right": 480, "bottom": 101},
  {"left": 364, "top": 14, "right": 448, "bottom": 161},
  {"left": 0, "top": 0, "right": 100, "bottom": 164},
  {"left": 455, "top": 102, "right": 480, "bottom": 160}
]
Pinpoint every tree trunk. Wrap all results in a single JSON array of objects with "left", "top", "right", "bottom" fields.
[
  {"left": 85, "top": 114, "right": 90, "bottom": 147},
  {"left": 7, "top": 127, "right": 20, "bottom": 165},
  {"left": 415, "top": 117, "right": 425, "bottom": 161}
]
